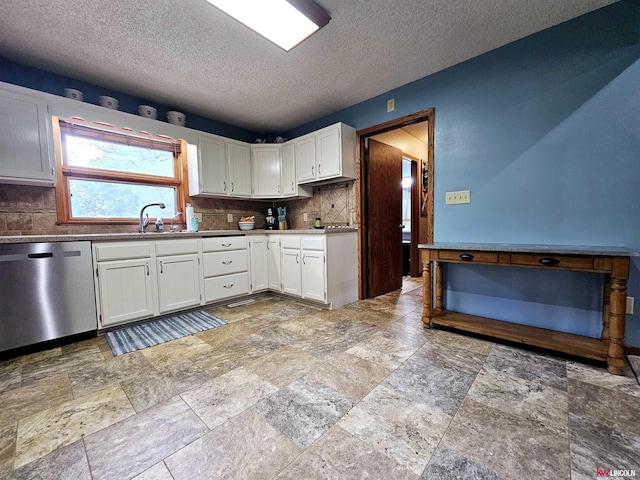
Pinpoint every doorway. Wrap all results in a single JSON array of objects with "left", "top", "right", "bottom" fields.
[{"left": 357, "top": 109, "right": 434, "bottom": 300}]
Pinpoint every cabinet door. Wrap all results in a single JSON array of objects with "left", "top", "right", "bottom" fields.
[
  {"left": 302, "top": 249, "right": 326, "bottom": 302},
  {"left": 228, "top": 141, "right": 251, "bottom": 196},
  {"left": 97, "top": 258, "right": 155, "bottom": 327},
  {"left": 157, "top": 254, "right": 201, "bottom": 314},
  {"left": 252, "top": 146, "right": 281, "bottom": 197},
  {"left": 281, "top": 247, "right": 301, "bottom": 296},
  {"left": 295, "top": 134, "right": 316, "bottom": 183},
  {"left": 0, "top": 89, "right": 54, "bottom": 185},
  {"left": 249, "top": 236, "right": 268, "bottom": 292},
  {"left": 316, "top": 125, "right": 341, "bottom": 179},
  {"left": 281, "top": 143, "right": 297, "bottom": 196},
  {"left": 198, "top": 135, "right": 227, "bottom": 194},
  {"left": 267, "top": 236, "right": 282, "bottom": 291}
]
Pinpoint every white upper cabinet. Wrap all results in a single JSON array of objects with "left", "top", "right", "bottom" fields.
[
  {"left": 190, "top": 135, "right": 251, "bottom": 197},
  {"left": 0, "top": 86, "right": 55, "bottom": 186},
  {"left": 227, "top": 140, "right": 251, "bottom": 196},
  {"left": 296, "top": 123, "right": 356, "bottom": 185},
  {"left": 251, "top": 145, "right": 281, "bottom": 197}
]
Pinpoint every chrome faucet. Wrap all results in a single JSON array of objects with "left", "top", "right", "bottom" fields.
[
  {"left": 170, "top": 212, "right": 183, "bottom": 232},
  {"left": 139, "top": 202, "right": 166, "bottom": 233}
]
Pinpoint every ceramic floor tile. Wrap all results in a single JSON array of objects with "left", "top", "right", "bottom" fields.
[
  {"left": 8, "top": 439, "right": 91, "bottom": 480},
  {"left": 121, "top": 359, "right": 213, "bottom": 412},
  {"left": 346, "top": 332, "right": 418, "bottom": 370},
  {"left": 415, "top": 338, "right": 487, "bottom": 375},
  {"left": 132, "top": 461, "right": 174, "bottom": 480},
  {"left": 0, "top": 363, "right": 20, "bottom": 395},
  {"left": 421, "top": 445, "right": 507, "bottom": 480},
  {"left": 84, "top": 396, "right": 208, "bottom": 480},
  {"left": 139, "top": 335, "right": 214, "bottom": 368},
  {"left": 165, "top": 409, "right": 300, "bottom": 480},
  {"left": 308, "top": 352, "right": 391, "bottom": 401},
  {"left": 14, "top": 383, "right": 135, "bottom": 468},
  {"left": 567, "top": 360, "right": 640, "bottom": 397},
  {"left": 569, "top": 412, "right": 640, "bottom": 480},
  {"left": 20, "top": 347, "right": 106, "bottom": 387},
  {"left": 629, "top": 355, "right": 640, "bottom": 379},
  {"left": 0, "top": 424, "right": 16, "bottom": 476},
  {"left": 195, "top": 321, "right": 256, "bottom": 348},
  {"left": 466, "top": 368, "right": 568, "bottom": 436},
  {"left": 191, "top": 338, "right": 265, "bottom": 377},
  {"left": 1, "top": 348, "right": 62, "bottom": 368},
  {"left": 383, "top": 349, "right": 477, "bottom": 416},
  {"left": 441, "top": 398, "right": 570, "bottom": 480},
  {"left": 293, "top": 321, "right": 377, "bottom": 360},
  {"left": 253, "top": 376, "right": 355, "bottom": 448},
  {"left": 181, "top": 367, "right": 278, "bottom": 429},
  {"left": 431, "top": 329, "right": 496, "bottom": 356},
  {"left": 484, "top": 344, "right": 567, "bottom": 391},
  {"left": 338, "top": 385, "right": 452, "bottom": 475},
  {"left": 0, "top": 373, "right": 73, "bottom": 430},
  {"left": 568, "top": 378, "right": 640, "bottom": 436},
  {"left": 245, "top": 345, "right": 320, "bottom": 387},
  {"left": 275, "top": 425, "right": 417, "bottom": 480},
  {"left": 67, "top": 350, "right": 155, "bottom": 398}
]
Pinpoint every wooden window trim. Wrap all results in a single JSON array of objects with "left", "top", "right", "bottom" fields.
[{"left": 53, "top": 116, "right": 188, "bottom": 225}]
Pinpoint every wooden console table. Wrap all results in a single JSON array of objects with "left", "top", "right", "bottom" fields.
[{"left": 419, "top": 243, "right": 635, "bottom": 375}]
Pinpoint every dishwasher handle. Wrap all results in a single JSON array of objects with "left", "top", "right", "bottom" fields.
[{"left": 28, "top": 252, "right": 53, "bottom": 259}]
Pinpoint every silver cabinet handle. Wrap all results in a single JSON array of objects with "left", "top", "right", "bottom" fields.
[
  {"left": 222, "top": 243, "right": 232, "bottom": 247},
  {"left": 277, "top": 184, "right": 280, "bottom": 193},
  {"left": 159, "top": 261, "right": 163, "bottom": 274},
  {"left": 146, "top": 263, "right": 149, "bottom": 276},
  {"left": 222, "top": 260, "right": 232, "bottom": 265},
  {"left": 303, "top": 254, "right": 306, "bottom": 265},
  {"left": 291, "top": 181, "right": 294, "bottom": 191},
  {"left": 296, "top": 253, "right": 299, "bottom": 264},
  {"left": 231, "top": 182, "right": 234, "bottom": 192},
  {"left": 311, "top": 166, "right": 314, "bottom": 176},
  {"left": 318, "top": 164, "right": 321, "bottom": 174},
  {"left": 224, "top": 284, "right": 234, "bottom": 289},
  {"left": 223, "top": 180, "right": 226, "bottom": 191}
]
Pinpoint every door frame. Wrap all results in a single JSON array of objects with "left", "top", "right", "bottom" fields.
[{"left": 356, "top": 108, "right": 435, "bottom": 299}]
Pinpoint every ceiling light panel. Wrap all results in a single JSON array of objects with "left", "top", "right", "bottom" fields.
[{"left": 207, "top": 0, "right": 329, "bottom": 51}]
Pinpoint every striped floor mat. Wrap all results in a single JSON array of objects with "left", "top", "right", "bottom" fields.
[{"left": 105, "top": 310, "right": 227, "bottom": 356}]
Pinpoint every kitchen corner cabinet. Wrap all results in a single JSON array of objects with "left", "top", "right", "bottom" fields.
[
  {"left": 93, "top": 242, "right": 156, "bottom": 327},
  {"left": 155, "top": 240, "right": 201, "bottom": 314},
  {"left": 249, "top": 235, "right": 268, "bottom": 292},
  {"left": 267, "top": 235, "right": 282, "bottom": 291},
  {"left": 296, "top": 123, "right": 356, "bottom": 185},
  {"left": 190, "top": 135, "right": 251, "bottom": 197},
  {"left": 251, "top": 145, "right": 281, "bottom": 197},
  {"left": 0, "top": 87, "right": 55, "bottom": 186},
  {"left": 281, "top": 142, "right": 312, "bottom": 198}
]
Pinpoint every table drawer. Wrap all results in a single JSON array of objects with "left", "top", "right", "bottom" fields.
[
  {"left": 436, "top": 250, "right": 499, "bottom": 263},
  {"left": 203, "top": 250, "right": 248, "bottom": 277},
  {"left": 509, "top": 254, "right": 594, "bottom": 270},
  {"left": 204, "top": 272, "right": 249, "bottom": 302},
  {"left": 202, "top": 236, "right": 246, "bottom": 252}
]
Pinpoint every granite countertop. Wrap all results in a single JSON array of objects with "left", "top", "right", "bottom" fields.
[
  {"left": 417, "top": 242, "right": 638, "bottom": 257},
  {"left": 0, "top": 228, "right": 358, "bottom": 244}
]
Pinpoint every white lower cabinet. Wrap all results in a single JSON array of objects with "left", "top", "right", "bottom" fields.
[
  {"left": 301, "top": 237, "right": 326, "bottom": 303},
  {"left": 249, "top": 235, "right": 268, "bottom": 293},
  {"left": 157, "top": 254, "right": 201, "bottom": 314},
  {"left": 281, "top": 236, "right": 302, "bottom": 296},
  {"left": 202, "top": 236, "right": 249, "bottom": 302},
  {"left": 267, "top": 235, "right": 282, "bottom": 291}
]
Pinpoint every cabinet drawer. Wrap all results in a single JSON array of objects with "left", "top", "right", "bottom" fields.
[
  {"left": 280, "top": 236, "right": 301, "bottom": 249},
  {"left": 155, "top": 239, "right": 199, "bottom": 256},
  {"left": 202, "top": 236, "right": 246, "bottom": 252},
  {"left": 204, "top": 272, "right": 249, "bottom": 302},
  {"left": 509, "top": 254, "right": 594, "bottom": 270},
  {"left": 301, "top": 236, "right": 325, "bottom": 250},
  {"left": 436, "top": 250, "right": 498, "bottom": 263},
  {"left": 203, "top": 250, "right": 248, "bottom": 277},
  {"left": 94, "top": 242, "right": 152, "bottom": 261}
]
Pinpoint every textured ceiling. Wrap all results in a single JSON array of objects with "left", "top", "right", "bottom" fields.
[{"left": 0, "top": 0, "right": 617, "bottom": 133}]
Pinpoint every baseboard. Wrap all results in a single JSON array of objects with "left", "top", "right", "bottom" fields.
[{"left": 624, "top": 345, "right": 640, "bottom": 356}]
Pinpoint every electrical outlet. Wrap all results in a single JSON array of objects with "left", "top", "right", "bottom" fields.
[
  {"left": 387, "top": 98, "right": 395, "bottom": 112},
  {"left": 627, "top": 296, "right": 634, "bottom": 315},
  {"left": 303, "top": 213, "right": 308, "bottom": 222},
  {"left": 195, "top": 213, "right": 202, "bottom": 222},
  {"left": 445, "top": 190, "right": 471, "bottom": 205},
  {"left": 227, "top": 213, "right": 233, "bottom": 223}
]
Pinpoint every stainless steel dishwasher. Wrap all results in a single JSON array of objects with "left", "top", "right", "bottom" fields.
[{"left": 0, "top": 241, "right": 97, "bottom": 353}]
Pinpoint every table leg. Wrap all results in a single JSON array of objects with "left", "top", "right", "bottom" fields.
[
  {"left": 435, "top": 261, "right": 443, "bottom": 312},
  {"left": 601, "top": 275, "right": 610, "bottom": 340},
  {"left": 422, "top": 260, "right": 432, "bottom": 327},
  {"left": 607, "top": 277, "right": 627, "bottom": 375}
]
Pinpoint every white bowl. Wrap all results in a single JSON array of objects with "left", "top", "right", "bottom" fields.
[
  {"left": 63, "top": 88, "right": 83, "bottom": 101},
  {"left": 167, "top": 111, "right": 186, "bottom": 126},
  {"left": 99, "top": 96, "right": 119, "bottom": 110},
  {"left": 238, "top": 222, "right": 255, "bottom": 231},
  {"left": 138, "top": 105, "right": 157, "bottom": 119}
]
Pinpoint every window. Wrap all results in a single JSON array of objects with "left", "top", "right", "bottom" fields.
[{"left": 54, "top": 117, "right": 187, "bottom": 224}]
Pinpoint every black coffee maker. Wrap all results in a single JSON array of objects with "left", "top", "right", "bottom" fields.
[{"left": 265, "top": 207, "right": 276, "bottom": 230}]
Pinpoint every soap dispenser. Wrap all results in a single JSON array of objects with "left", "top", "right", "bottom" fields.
[{"left": 155, "top": 217, "right": 164, "bottom": 232}]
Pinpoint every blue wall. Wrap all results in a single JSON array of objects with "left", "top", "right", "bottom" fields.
[
  {"left": 287, "top": 1, "right": 640, "bottom": 347},
  {"left": 0, "top": 58, "right": 259, "bottom": 142}
]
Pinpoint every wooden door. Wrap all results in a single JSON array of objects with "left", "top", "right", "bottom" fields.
[{"left": 366, "top": 139, "right": 403, "bottom": 297}]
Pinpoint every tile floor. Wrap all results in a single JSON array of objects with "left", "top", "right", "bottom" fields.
[{"left": 1, "top": 277, "right": 640, "bottom": 479}]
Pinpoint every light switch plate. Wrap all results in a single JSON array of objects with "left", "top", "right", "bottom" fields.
[
  {"left": 195, "top": 213, "right": 203, "bottom": 222},
  {"left": 446, "top": 190, "right": 471, "bottom": 205},
  {"left": 303, "top": 213, "right": 308, "bottom": 221},
  {"left": 227, "top": 213, "right": 233, "bottom": 223},
  {"left": 627, "top": 296, "right": 634, "bottom": 315},
  {"left": 387, "top": 98, "right": 395, "bottom": 112}
]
